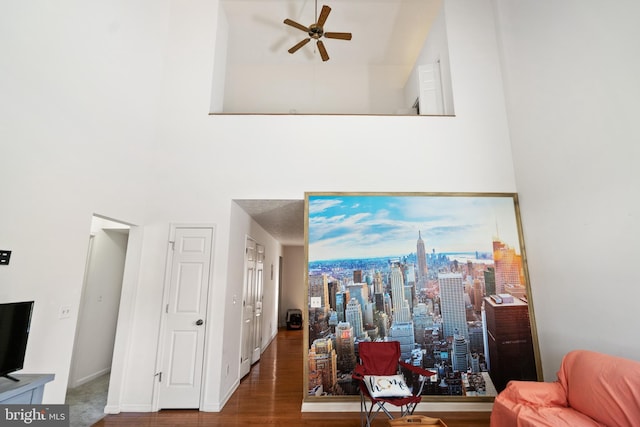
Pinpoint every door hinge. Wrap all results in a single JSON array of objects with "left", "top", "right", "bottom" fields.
[
  {"left": 165, "top": 304, "right": 169, "bottom": 314},
  {"left": 155, "top": 372, "right": 162, "bottom": 383},
  {"left": 169, "top": 241, "right": 175, "bottom": 251}
]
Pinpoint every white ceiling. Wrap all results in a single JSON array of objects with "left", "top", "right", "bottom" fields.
[
  {"left": 235, "top": 199, "right": 305, "bottom": 246},
  {"left": 221, "top": 0, "right": 441, "bottom": 66}
]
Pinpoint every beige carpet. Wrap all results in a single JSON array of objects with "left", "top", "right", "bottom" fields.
[{"left": 65, "top": 373, "right": 109, "bottom": 427}]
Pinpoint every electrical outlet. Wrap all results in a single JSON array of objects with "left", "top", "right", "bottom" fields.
[{"left": 59, "top": 306, "right": 71, "bottom": 319}]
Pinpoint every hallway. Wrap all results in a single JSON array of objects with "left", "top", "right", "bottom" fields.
[{"left": 94, "top": 329, "right": 490, "bottom": 426}]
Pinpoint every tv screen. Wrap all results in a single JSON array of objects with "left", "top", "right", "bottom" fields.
[{"left": 0, "top": 301, "right": 34, "bottom": 380}]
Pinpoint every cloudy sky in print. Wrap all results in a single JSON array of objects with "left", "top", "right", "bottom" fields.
[{"left": 307, "top": 194, "right": 522, "bottom": 262}]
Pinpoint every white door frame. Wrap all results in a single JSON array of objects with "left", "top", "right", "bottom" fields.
[{"left": 152, "top": 223, "right": 215, "bottom": 411}]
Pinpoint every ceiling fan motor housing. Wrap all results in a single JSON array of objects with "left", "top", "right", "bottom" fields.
[{"left": 308, "top": 24, "right": 324, "bottom": 39}]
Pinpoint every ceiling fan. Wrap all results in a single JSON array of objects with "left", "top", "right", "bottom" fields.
[{"left": 283, "top": 1, "right": 352, "bottom": 62}]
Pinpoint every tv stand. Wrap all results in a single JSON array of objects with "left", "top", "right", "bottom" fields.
[
  {"left": 2, "top": 374, "right": 20, "bottom": 382},
  {"left": 0, "top": 374, "right": 54, "bottom": 404}
]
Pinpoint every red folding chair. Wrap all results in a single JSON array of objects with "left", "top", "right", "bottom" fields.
[{"left": 353, "top": 341, "right": 436, "bottom": 427}]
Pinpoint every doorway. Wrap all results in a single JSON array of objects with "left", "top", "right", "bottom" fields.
[
  {"left": 66, "top": 215, "right": 130, "bottom": 425},
  {"left": 418, "top": 59, "right": 445, "bottom": 115},
  {"left": 240, "top": 236, "right": 265, "bottom": 377}
]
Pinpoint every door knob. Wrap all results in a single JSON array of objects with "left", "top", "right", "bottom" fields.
[{"left": 196, "top": 319, "right": 204, "bottom": 326}]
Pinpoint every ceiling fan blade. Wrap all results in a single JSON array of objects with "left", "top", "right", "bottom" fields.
[
  {"left": 288, "top": 38, "right": 311, "bottom": 54},
  {"left": 317, "top": 40, "right": 329, "bottom": 62},
  {"left": 324, "top": 32, "right": 352, "bottom": 40},
  {"left": 284, "top": 18, "right": 309, "bottom": 33},
  {"left": 317, "top": 5, "right": 331, "bottom": 27}
]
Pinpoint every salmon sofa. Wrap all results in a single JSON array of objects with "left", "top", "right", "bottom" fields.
[{"left": 490, "top": 349, "right": 640, "bottom": 426}]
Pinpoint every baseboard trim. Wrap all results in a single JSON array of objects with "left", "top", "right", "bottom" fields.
[
  {"left": 69, "top": 367, "right": 111, "bottom": 389},
  {"left": 199, "top": 403, "right": 222, "bottom": 412},
  {"left": 103, "top": 405, "right": 120, "bottom": 414},
  {"left": 115, "top": 404, "right": 154, "bottom": 413},
  {"left": 209, "top": 377, "right": 240, "bottom": 412}
]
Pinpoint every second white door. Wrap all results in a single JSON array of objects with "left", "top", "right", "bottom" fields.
[
  {"left": 240, "top": 237, "right": 265, "bottom": 377},
  {"left": 157, "top": 226, "right": 213, "bottom": 409}
]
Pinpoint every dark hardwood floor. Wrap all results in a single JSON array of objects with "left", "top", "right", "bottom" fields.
[{"left": 94, "top": 329, "right": 491, "bottom": 426}]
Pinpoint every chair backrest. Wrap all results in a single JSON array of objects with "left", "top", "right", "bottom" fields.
[{"left": 358, "top": 341, "right": 401, "bottom": 376}]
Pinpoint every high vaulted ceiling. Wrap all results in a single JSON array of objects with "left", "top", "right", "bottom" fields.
[
  {"left": 228, "top": 2, "right": 442, "bottom": 239},
  {"left": 222, "top": 0, "right": 441, "bottom": 66}
]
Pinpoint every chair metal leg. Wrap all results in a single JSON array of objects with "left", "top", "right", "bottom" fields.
[
  {"left": 362, "top": 393, "right": 407, "bottom": 427},
  {"left": 360, "top": 391, "right": 421, "bottom": 426},
  {"left": 360, "top": 391, "right": 370, "bottom": 427}
]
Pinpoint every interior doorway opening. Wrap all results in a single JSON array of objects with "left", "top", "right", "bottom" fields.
[{"left": 66, "top": 215, "right": 131, "bottom": 425}]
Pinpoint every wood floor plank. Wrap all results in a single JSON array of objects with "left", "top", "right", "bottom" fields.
[{"left": 94, "top": 329, "right": 490, "bottom": 427}]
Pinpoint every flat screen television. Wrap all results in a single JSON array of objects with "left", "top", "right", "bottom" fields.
[{"left": 0, "top": 301, "right": 34, "bottom": 381}]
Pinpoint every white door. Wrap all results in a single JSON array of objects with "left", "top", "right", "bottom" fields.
[
  {"left": 240, "top": 237, "right": 256, "bottom": 378},
  {"left": 251, "top": 244, "right": 265, "bottom": 364},
  {"left": 418, "top": 60, "right": 444, "bottom": 115},
  {"left": 157, "top": 226, "right": 213, "bottom": 409}
]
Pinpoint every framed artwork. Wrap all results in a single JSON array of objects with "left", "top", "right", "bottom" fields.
[{"left": 304, "top": 192, "right": 541, "bottom": 402}]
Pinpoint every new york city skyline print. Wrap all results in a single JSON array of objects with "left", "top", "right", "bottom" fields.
[{"left": 305, "top": 193, "right": 540, "bottom": 401}]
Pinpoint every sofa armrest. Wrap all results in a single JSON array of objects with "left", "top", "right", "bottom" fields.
[{"left": 498, "top": 380, "right": 568, "bottom": 407}]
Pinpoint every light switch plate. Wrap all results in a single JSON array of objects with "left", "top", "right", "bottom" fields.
[{"left": 0, "top": 250, "right": 11, "bottom": 265}]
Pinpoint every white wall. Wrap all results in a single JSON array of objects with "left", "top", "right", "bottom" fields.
[
  {"left": 2, "top": 0, "right": 515, "bottom": 412},
  {"left": 223, "top": 64, "right": 374, "bottom": 114},
  {"left": 210, "top": 0, "right": 228, "bottom": 113},
  {"left": 0, "top": 0, "right": 167, "bottom": 403},
  {"left": 212, "top": 202, "right": 282, "bottom": 410},
  {"left": 493, "top": 0, "right": 640, "bottom": 380}
]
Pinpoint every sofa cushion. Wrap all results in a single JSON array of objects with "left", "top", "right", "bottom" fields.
[
  {"left": 558, "top": 350, "right": 640, "bottom": 426},
  {"left": 498, "top": 380, "right": 568, "bottom": 407},
  {"left": 491, "top": 381, "right": 584, "bottom": 427},
  {"left": 492, "top": 402, "right": 604, "bottom": 427}
]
